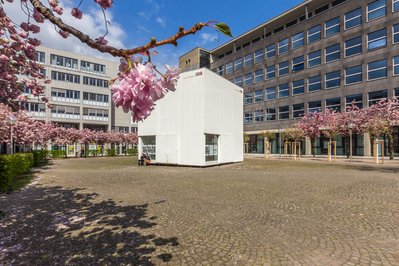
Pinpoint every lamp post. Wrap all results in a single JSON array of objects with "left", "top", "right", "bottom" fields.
[
  {"left": 348, "top": 123, "right": 354, "bottom": 162},
  {"left": 8, "top": 115, "right": 17, "bottom": 154}
]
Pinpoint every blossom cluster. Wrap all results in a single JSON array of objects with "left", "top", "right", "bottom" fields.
[
  {"left": 0, "top": 104, "right": 138, "bottom": 146},
  {"left": 112, "top": 60, "right": 180, "bottom": 122},
  {"left": 297, "top": 98, "right": 399, "bottom": 139}
]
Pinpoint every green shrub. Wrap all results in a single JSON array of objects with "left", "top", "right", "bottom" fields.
[
  {"left": 106, "top": 149, "right": 116, "bottom": 157},
  {"left": 32, "top": 150, "right": 48, "bottom": 167},
  {"left": 50, "top": 150, "right": 67, "bottom": 159},
  {"left": 127, "top": 148, "right": 138, "bottom": 156},
  {"left": 0, "top": 153, "right": 34, "bottom": 192},
  {"left": 88, "top": 149, "right": 102, "bottom": 156}
]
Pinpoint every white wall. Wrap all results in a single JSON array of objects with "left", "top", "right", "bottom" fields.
[{"left": 139, "top": 68, "right": 243, "bottom": 166}]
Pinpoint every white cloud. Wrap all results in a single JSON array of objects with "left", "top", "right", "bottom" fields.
[
  {"left": 199, "top": 33, "right": 218, "bottom": 45},
  {"left": 155, "top": 17, "right": 166, "bottom": 28},
  {"left": 3, "top": 0, "right": 127, "bottom": 61}
]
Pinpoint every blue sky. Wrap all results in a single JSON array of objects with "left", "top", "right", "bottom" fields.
[
  {"left": 110, "top": 0, "right": 304, "bottom": 66},
  {"left": 6, "top": 0, "right": 304, "bottom": 69}
]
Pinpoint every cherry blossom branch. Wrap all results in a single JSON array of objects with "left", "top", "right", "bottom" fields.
[{"left": 30, "top": 0, "right": 207, "bottom": 57}]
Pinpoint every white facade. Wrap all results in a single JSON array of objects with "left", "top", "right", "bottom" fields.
[
  {"left": 138, "top": 68, "right": 243, "bottom": 166},
  {"left": 26, "top": 46, "right": 137, "bottom": 134}
]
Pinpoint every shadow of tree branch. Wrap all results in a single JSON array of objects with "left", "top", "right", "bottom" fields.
[{"left": 0, "top": 186, "right": 178, "bottom": 265}]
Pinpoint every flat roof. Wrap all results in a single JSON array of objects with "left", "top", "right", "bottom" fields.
[{"left": 211, "top": 0, "right": 334, "bottom": 54}]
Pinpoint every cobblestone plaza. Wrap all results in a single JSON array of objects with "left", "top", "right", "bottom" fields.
[{"left": 1, "top": 157, "right": 398, "bottom": 265}]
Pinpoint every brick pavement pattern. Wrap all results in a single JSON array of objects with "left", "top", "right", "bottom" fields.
[{"left": 1, "top": 157, "right": 399, "bottom": 265}]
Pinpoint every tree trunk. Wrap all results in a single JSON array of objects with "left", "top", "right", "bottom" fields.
[
  {"left": 388, "top": 132, "right": 394, "bottom": 160},
  {"left": 311, "top": 138, "right": 315, "bottom": 158},
  {"left": 345, "top": 136, "right": 350, "bottom": 159}
]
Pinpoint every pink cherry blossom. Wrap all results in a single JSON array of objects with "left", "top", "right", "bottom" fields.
[
  {"left": 71, "top": 8, "right": 82, "bottom": 19},
  {"left": 58, "top": 30, "right": 69, "bottom": 39},
  {"left": 95, "top": 0, "right": 113, "bottom": 9}
]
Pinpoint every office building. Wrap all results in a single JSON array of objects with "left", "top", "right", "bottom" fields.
[
  {"left": 204, "top": 0, "right": 399, "bottom": 156},
  {"left": 25, "top": 46, "right": 137, "bottom": 135}
]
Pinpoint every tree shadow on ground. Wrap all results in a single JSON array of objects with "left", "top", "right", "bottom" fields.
[{"left": 0, "top": 186, "right": 177, "bottom": 265}]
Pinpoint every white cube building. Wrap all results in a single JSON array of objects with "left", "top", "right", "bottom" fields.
[{"left": 138, "top": 68, "right": 243, "bottom": 166}]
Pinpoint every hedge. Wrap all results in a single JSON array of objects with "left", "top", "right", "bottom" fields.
[
  {"left": 0, "top": 153, "right": 34, "bottom": 192},
  {"left": 127, "top": 148, "right": 138, "bottom": 156},
  {"left": 106, "top": 149, "right": 116, "bottom": 157},
  {"left": 32, "top": 150, "right": 48, "bottom": 166},
  {"left": 50, "top": 150, "right": 67, "bottom": 159}
]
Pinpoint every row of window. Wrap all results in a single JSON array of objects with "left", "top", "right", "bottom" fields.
[
  {"left": 82, "top": 76, "right": 109, "bottom": 88},
  {"left": 36, "top": 52, "right": 107, "bottom": 75},
  {"left": 50, "top": 88, "right": 109, "bottom": 103},
  {"left": 49, "top": 105, "right": 109, "bottom": 117},
  {"left": 216, "top": 0, "right": 398, "bottom": 74},
  {"left": 244, "top": 89, "right": 399, "bottom": 123},
  {"left": 241, "top": 57, "right": 396, "bottom": 96},
  {"left": 51, "top": 71, "right": 80, "bottom": 84},
  {"left": 218, "top": 23, "right": 399, "bottom": 77}
]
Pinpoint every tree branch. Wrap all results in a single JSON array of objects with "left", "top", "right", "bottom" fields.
[{"left": 30, "top": 0, "right": 206, "bottom": 57}]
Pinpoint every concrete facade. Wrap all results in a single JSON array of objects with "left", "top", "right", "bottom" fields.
[
  {"left": 179, "top": 47, "right": 211, "bottom": 72},
  {"left": 27, "top": 46, "right": 137, "bottom": 134},
  {"left": 138, "top": 68, "right": 243, "bottom": 166},
  {"left": 205, "top": 0, "right": 399, "bottom": 156}
]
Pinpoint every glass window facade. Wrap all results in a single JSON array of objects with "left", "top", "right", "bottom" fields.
[
  {"left": 346, "top": 94, "right": 363, "bottom": 109},
  {"left": 394, "top": 56, "right": 399, "bottom": 75},
  {"left": 265, "top": 87, "right": 276, "bottom": 101},
  {"left": 325, "top": 44, "right": 340, "bottom": 62},
  {"left": 345, "top": 8, "right": 362, "bottom": 29},
  {"left": 244, "top": 92, "right": 253, "bottom": 104},
  {"left": 279, "top": 61, "right": 289, "bottom": 76},
  {"left": 293, "top": 103, "right": 304, "bottom": 118},
  {"left": 278, "top": 38, "right": 289, "bottom": 54},
  {"left": 308, "top": 75, "right": 321, "bottom": 92},
  {"left": 367, "top": 28, "right": 387, "bottom": 50},
  {"left": 254, "top": 90, "right": 263, "bottom": 103},
  {"left": 244, "top": 54, "right": 253, "bottom": 67},
  {"left": 226, "top": 62, "right": 233, "bottom": 74},
  {"left": 279, "top": 83, "right": 289, "bottom": 98},
  {"left": 345, "top": 36, "right": 362, "bottom": 57},
  {"left": 254, "top": 69, "right": 264, "bottom": 83},
  {"left": 308, "top": 101, "right": 322, "bottom": 113},
  {"left": 367, "top": 59, "right": 387, "bottom": 80},
  {"left": 81, "top": 61, "right": 106, "bottom": 74},
  {"left": 292, "top": 56, "right": 304, "bottom": 72},
  {"left": 368, "top": 90, "right": 387, "bottom": 106},
  {"left": 244, "top": 73, "right": 253, "bottom": 86},
  {"left": 254, "top": 49, "right": 263, "bottom": 63},
  {"left": 394, "top": 0, "right": 399, "bottom": 12},
  {"left": 325, "top": 70, "right": 341, "bottom": 89},
  {"left": 266, "top": 108, "right": 276, "bottom": 121},
  {"left": 326, "top": 97, "right": 341, "bottom": 112},
  {"left": 244, "top": 113, "right": 253, "bottom": 124},
  {"left": 394, "top": 24, "right": 399, "bottom": 44},
  {"left": 367, "top": 0, "right": 386, "bottom": 21},
  {"left": 265, "top": 44, "right": 276, "bottom": 58},
  {"left": 345, "top": 65, "right": 362, "bottom": 85},
  {"left": 83, "top": 77, "right": 109, "bottom": 88},
  {"left": 234, "top": 76, "right": 243, "bottom": 87},
  {"left": 235, "top": 58, "right": 243, "bottom": 71},
  {"left": 254, "top": 110, "right": 264, "bottom": 122},
  {"left": 325, "top": 17, "right": 340, "bottom": 37},
  {"left": 308, "top": 50, "right": 321, "bottom": 68},
  {"left": 279, "top": 106, "right": 289, "bottom": 120},
  {"left": 308, "top": 25, "right": 321, "bottom": 43},
  {"left": 50, "top": 54, "right": 78, "bottom": 69},
  {"left": 266, "top": 65, "right": 276, "bottom": 80},
  {"left": 292, "top": 32, "right": 304, "bottom": 49},
  {"left": 292, "top": 79, "right": 305, "bottom": 95}
]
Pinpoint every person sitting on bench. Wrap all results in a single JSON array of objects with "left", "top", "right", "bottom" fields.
[{"left": 138, "top": 153, "right": 151, "bottom": 166}]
